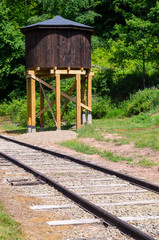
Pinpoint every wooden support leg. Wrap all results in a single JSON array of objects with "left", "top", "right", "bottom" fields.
[
  {"left": 87, "top": 74, "right": 92, "bottom": 124},
  {"left": 56, "top": 74, "right": 61, "bottom": 130},
  {"left": 31, "top": 76, "right": 36, "bottom": 132},
  {"left": 76, "top": 74, "right": 81, "bottom": 129},
  {"left": 81, "top": 76, "right": 86, "bottom": 124},
  {"left": 27, "top": 78, "right": 32, "bottom": 133},
  {"left": 40, "top": 87, "right": 44, "bottom": 131}
]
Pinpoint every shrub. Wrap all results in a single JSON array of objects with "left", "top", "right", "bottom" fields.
[
  {"left": 92, "top": 97, "right": 111, "bottom": 119},
  {"left": 125, "top": 88, "right": 159, "bottom": 116},
  {"left": 106, "top": 107, "right": 126, "bottom": 118},
  {"left": 0, "top": 98, "right": 27, "bottom": 126}
]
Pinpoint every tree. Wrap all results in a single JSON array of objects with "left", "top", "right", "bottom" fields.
[
  {"left": 0, "top": 2, "right": 25, "bottom": 101},
  {"left": 29, "top": 0, "right": 101, "bottom": 25},
  {"left": 110, "top": 0, "right": 159, "bottom": 88}
]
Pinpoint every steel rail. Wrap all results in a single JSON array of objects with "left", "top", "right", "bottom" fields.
[
  {"left": 0, "top": 150, "right": 155, "bottom": 240},
  {"left": 0, "top": 134, "right": 159, "bottom": 194}
]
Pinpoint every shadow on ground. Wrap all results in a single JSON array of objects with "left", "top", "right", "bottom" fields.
[{"left": 4, "top": 124, "right": 75, "bottom": 135}]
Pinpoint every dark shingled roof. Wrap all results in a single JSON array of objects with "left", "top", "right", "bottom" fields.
[{"left": 21, "top": 15, "right": 94, "bottom": 34}]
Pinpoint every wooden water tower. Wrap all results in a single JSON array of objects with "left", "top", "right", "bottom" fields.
[{"left": 21, "top": 15, "right": 94, "bottom": 132}]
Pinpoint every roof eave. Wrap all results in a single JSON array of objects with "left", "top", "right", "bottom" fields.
[{"left": 20, "top": 25, "right": 94, "bottom": 35}]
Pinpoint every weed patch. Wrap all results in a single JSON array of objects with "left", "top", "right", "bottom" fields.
[
  {"left": 60, "top": 140, "right": 133, "bottom": 163},
  {"left": 60, "top": 140, "right": 100, "bottom": 155},
  {"left": 138, "top": 159, "right": 158, "bottom": 168},
  {"left": 100, "top": 150, "right": 133, "bottom": 162},
  {"left": 0, "top": 202, "right": 23, "bottom": 240}
]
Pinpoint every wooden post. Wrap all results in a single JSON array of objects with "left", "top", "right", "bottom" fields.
[
  {"left": 40, "top": 87, "right": 44, "bottom": 131},
  {"left": 27, "top": 78, "right": 32, "bottom": 133},
  {"left": 31, "top": 76, "right": 36, "bottom": 132},
  {"left": 76, "top": 74, "right": 81, "bottom": 129},
  {"left": 56, "top": 74, "right": 61, "bottom": 130},
  {"left": 81, "top": 76, "right": 86, "bottom": 124},
  {"left": 87, "top": 74, "right": 92, "bottom": 124}
]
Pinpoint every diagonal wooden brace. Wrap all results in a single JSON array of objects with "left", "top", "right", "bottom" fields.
[{"left": 28, "top": 74, "right": 91, "bottom": 112}]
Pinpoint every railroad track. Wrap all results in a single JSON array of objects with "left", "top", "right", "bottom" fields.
[{"left": 0, "top": 134, "right": 159, "bottom": 240}]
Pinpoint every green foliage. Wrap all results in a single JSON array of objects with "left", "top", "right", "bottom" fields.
[
  {"left": 132, "top": 113, "right": 151, "bottom": 124},
  {"left": 0, "top": 2, "right": 25, "bottom": 101},
  {"left": 106, "top": 107, "right": 126, "bottom": 119},
  {"left": 0, "top": 0, "right": 159, "bottom": 125},
  {"left": 125, "top": 88, "right": 159, "bottom": 116},
  {"left": 26, "top": 0, "right": 101, "bottom": 26},
  {"left": 110, "top": 1, "right": 159, "bottom": 88},
  {"left": 63, "top": 103, "right": 76, "bottom": 124},
  {"left": 1, "top": 87, "right": 159, "bottom": 134},
  {"left": 0, "top": 98, "right": 27, "bottom": 126},
  {"left": 92, "top": 97, "right": 111, "bottom": 119}
]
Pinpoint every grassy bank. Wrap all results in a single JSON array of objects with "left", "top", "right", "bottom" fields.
[
  {"left": 76, "top": 115, "right": 159, "bottom": 150},
  {"left": 0, "top": 201, "right": 23, "bottom": 240},
  {"left": 60, "top": 115, "right": 159, "bottom": 168}
]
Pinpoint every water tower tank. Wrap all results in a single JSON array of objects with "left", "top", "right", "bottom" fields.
[{"left": 21, "top": 15, "right": 94, "bottom": 70}]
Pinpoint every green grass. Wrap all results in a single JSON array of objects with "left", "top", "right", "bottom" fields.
[
  {"left": 1, "top": 122, "right": 26, "bottom": 134},
  {"left": 113, "top": 138, "right": 130, "bottom": 146},
  {"left": 76, "top": 114, "right": 159, "bottom": 150},
  {"left": 0, "top": 202, "right": 23, "bottom": 240},
  {"left": 100, "top": 150, "right": 133, "bottom": 162},
  {"left": 77, "top": 124, "right": 105, "bottom": 141},
  {"left": 60, "top": 140, "right": 133, "bottom": 163},
  {"left": 137, "top": 159, "right": 158, "bottom": 167},
  {"left": 60, "top": 140, "right": 100, "bottom": 155},
  {"left": 60, "top": 114, "right": 159, "bottom": 165}
]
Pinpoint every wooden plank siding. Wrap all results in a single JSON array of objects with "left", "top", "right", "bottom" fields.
[{"left": 25, "top": 30, "right": 91, "bottom": 69}]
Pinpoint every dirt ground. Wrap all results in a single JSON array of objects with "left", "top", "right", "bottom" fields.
[{"left": 0, "top": 128, "right": 159, "bottom": 239}]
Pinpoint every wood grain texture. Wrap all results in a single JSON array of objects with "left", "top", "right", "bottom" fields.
[
  {"left": 25, "top": 29, "right": 91, "bottom": 69},
  {"left": 87, "top": 74, "right": 92, "bottom": 110},
  {"left": 56, "top": 74, "right": 61, "bottom": 130},
  {"left": 31, "top": 77, "right": 36, "bottom": 129},
  {"left": 76, "top": 74, "right": 81, "bottom": 129},
  {"left": 27, "top": 78, "right": 31, "bottom": 127}
]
